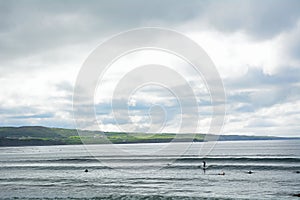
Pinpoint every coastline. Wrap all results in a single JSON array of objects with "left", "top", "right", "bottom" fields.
[{"left": 1, "top": 126, "right": 299, "bottom": 147}]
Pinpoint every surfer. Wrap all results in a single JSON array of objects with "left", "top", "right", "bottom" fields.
[
  {"left": 201, "top": 161, "right": 208, "bottom": 174},
  {"left": 201, "top": 161, "right": 207, "bottom": 173},
  {"left": 203, "top": 161, "right": 206, "bottom": 169},
  {"left": 247, "top": 170, "right": 253, "bottom": 174},
  {"left": 218, "top": 171, "right": 225, "bottom": 175},
  {"left": 84, "top": 169, "right": 88, "bottom": 172}
]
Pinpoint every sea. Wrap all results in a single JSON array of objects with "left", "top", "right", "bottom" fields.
[{"left": 0, "top": 140, "right": 299, "bottom": 199}]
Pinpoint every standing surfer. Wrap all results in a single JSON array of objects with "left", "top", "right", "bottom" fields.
[{"left": 202, "top": 161, "right": 206, "bottom": 170}]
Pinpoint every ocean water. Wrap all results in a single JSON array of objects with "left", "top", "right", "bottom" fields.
[{"left": 0, "top": 140, "right": 299, "bottom": 199}]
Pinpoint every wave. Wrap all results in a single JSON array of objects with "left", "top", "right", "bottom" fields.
[
  {"left": 1, "top": 163, "right": 299, "bottom": 171},
  {"left": 0, "top": 165, "right": 111, "bottom": 170},
  {"left": 2, "top": 156, "right": 300, "bottom": 172},
  {"left": 5, "top": 156, "right": 300, "bottom": 164},
  {"left": 165, "top": 164, "right": 300, "bottom": 171},
  {"left": 0, "top": 195, "right": 238, "bottom": 200},
  {"left": 177, "top": 157, "right": 300, "bottom": 163}
]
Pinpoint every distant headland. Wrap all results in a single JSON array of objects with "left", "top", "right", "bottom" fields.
[{"left": 0, "top": 126, "right": 299, "bottom": 146}]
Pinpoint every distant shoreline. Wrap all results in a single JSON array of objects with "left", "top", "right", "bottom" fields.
[
  {"left": 1, "top": 138, "right": 300, "bottom": 147},
  {"left": 0, "top": 126, "right": 299, "bottom": 147}
]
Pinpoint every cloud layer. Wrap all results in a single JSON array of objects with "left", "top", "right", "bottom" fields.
[{"left": 1, "top": 0, "right": 300, "bottom": 136}]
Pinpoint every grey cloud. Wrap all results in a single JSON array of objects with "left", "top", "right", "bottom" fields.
[
  {"left": 226, "top": 67, "right": 300, "bottom": 112},
  {"left": 233, "top": 104, "right": 255, "bottom": 113},
  {"left": 246, "top": 119, "right": 277, "bottom": 128},
  {"left": 0, "top": 0, "right": 202, "bottom": 64},
  {"left": 0, "top": 105, "right": 73, "bottom": 128},
  {"left": 284, "top": 26, "right": 300, "bottom": 61},
  {"left": 229, "top": 86, "right": 300, "bottom": 113},
  {"left": 55, "top": 81, "right": 74, "bottom": 94},
  {"left": 0, "top": 105, "right": 39, "bottom": 116},
  {"left": 3, "top": 0, "right": 299, "bottom": 67},
  {"left": 0, "top": 104, "right": 55, "bottom": 119},
  {"left": 226, "top": 67, "right": 300, "bottom": 89},
  {"left": 9, "top": 113, "right": 54, "bottom": 119},
  {"left": 201, "top": 0, "right": 300, "bottom": 39}
]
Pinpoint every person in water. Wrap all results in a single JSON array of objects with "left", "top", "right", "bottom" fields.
[{"left": 202, "top": 161, "right": 206, "bottom": 169}]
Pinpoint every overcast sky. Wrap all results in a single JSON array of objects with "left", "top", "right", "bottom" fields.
[{"left": 0, "top": 0, "right": 300, "bottom": 136}]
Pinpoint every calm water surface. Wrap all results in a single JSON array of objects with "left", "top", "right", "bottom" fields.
[{"left": 0, "top": 140, "right": 299, "bottom": 199}]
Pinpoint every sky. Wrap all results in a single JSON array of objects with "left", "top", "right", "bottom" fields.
[{"left": 0, "top": 0, "right": 300, "bottom": 136}]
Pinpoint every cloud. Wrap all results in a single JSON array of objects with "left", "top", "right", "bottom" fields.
[
  {"left": 10, "top": 113, "right": 54, "bottom": 119},
  {"left": 182, "top": 0, "right": 300, "bottom": 39},
  {"left": 0, "top": 0, "right": 299, "bottom": 136},
  {"left": 0, "top": 0, "right": 205, "bottom": 67},
  {"left": 226, "top": 67, "right": 300, "bottom": 109},
  {"left": 3, "top": 0, "right": 299, "bottom": 69},
  {"left": 246, "top": 119, "right": 277, "bottom": 128}
]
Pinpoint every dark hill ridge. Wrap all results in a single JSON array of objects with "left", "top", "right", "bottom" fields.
[
  {"left": 0, "top": 126, "right": 298, "bottom": 146},
  {"left": 0, "top": 126, "right": 101, "bottom": 139},
  {"left": 0, "top": 126, "right": 63, "bottom": 138}
]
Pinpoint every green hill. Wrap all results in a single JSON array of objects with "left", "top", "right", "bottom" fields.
[{"left": 0, "top": 126, "right": 298, "bottom": 146}]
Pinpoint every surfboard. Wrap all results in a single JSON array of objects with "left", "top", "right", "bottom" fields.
[{"left": 200, "top": 166, "right": 209, "bottom": 170}]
